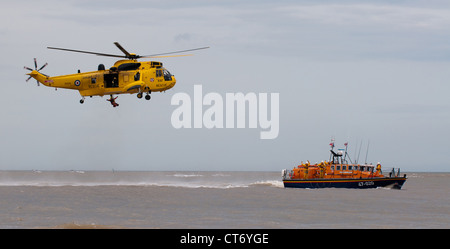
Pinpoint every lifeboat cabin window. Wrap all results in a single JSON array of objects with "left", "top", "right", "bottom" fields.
[
  {"left": 348, "top": 165, "right": 353, "bottom": 170},
  {"left": 336, "top": 166, "right": 341, "bottom": 170},
  {"left": 361, "top": 166, "right": 365, "bottom": 171},
  {"left": 342, "top": 165, "right": 347, "bottom": 170}
]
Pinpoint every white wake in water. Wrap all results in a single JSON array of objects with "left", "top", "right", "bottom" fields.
[{"left": 0, "top": 171, "right": 283, "bottom": 189}]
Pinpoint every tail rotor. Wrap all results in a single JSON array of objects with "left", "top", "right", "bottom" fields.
[{"left": 24, "top": 58, "right": 48, "bottom": 86}]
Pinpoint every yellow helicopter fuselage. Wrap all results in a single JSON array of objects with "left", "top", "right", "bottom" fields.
[{"left": 28, "top": 59, "right": 176, "bottom": 98}]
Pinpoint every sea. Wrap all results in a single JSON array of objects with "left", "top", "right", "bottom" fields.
[{"left": 0, "top": 170, "right": 448, "bottom": 229}]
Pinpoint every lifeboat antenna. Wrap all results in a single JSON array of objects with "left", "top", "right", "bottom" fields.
[
  {"left": 364, "top": 140, "right": 370, "bottom": 164},
  {"left": 344, "top": 142, "right": 353, "bottom": 164},
  {"left": 329, "top": 138, "right": 336, "bottom": 162},
  {"left": 356, "top": 140, "right": 363, "bottom": 164}
]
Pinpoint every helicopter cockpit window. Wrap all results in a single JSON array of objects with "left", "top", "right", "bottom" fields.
[
  {"left": 156, "top": 69, "right": 162, "bottom": 77},
  {"left": 163, "top": 69, "right": 172, "bottom": 81}
]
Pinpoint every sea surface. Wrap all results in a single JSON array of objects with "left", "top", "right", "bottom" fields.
[{"left": 0, "top": 171, "right": 448, "bottom": 229}]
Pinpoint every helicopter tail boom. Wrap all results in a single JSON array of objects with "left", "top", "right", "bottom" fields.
[{"left": 26, "top": 70, "right": 50, "bottom": 86}]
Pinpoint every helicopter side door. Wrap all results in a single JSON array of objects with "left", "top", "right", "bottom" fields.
[{"left": 104, "top": 71, "right": 119, "bottom": 88}]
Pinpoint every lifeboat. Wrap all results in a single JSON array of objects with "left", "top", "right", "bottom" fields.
[{"left": 282, "top": 142, "right": 407, "bottom": 189}]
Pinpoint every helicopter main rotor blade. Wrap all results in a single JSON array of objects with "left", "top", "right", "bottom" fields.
[
  {"left": 47, "top": 47, "right": 126, "bottom": 58},
  {"left": 141, "top": 47, "right": 210, "bottom": 58},
  {"left": 114, "top": 42, "right": 132, "bottom": 58},
  {"left": 47, "top": 45, "right": 209, "bottom": 59},
  {"left": 148, "top": 54, "right": 193, "bottom": 58},
  {"left": 24, "top": 66, "right": 34, "bottom": 71}
]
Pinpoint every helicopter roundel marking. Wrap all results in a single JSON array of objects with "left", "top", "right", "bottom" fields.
[
  {"left": 150, "top": 78, "right": 154, "bottom": 82},
  {"left": 74, "top": 80, "right": 81, "bottom": 86}
]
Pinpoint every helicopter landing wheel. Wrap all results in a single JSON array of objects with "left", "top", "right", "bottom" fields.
[
  {"left": 80, "top": 99, "right": 84, "bottom": 104},
  {"left": 137, "top": 92, "right": 143, "bottom": 99},
  {"left": 145, "top": 94, "right": 151, "bottom": 100}
]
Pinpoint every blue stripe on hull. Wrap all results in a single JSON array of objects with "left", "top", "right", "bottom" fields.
[{"left": 283, "top": 178, "right": 406, "bottom": 189}]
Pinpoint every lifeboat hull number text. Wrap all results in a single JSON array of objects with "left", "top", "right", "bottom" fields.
[{"left": 358, "top": 181, "right": 374, "bottom": 187}]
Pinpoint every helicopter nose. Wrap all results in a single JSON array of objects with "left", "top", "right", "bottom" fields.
[{"left": 170, "top": 76, "right": 176, "bottom": 88}]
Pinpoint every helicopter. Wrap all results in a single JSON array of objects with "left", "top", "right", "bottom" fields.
[{"left": 24, "top": 42, "right": 209, "bottom": 107}]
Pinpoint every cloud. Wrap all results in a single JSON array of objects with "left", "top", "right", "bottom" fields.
[
  {"left": 278, "top": 4, "right": 450, "bottom": 30},
  {"left": 4, "top": 1, "right": 450, "bottom": 61}
]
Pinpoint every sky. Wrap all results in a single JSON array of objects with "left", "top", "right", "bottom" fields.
[{"left": 0, "top": 0, "right": 449, "bottom": 172}]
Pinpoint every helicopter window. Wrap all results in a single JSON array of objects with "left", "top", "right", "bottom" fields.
[
  {"left": 163, "top": 69, "right": 172, "bottom": 81},
  {"left": 104, "top": 73, "right": 119, "bottom": 88},
  {"left": 118, "top": 63, "right": 141, "bottom": 71},
  {"left": 91, "top": 77, "right": 97, "bottom": 84},
  {"left": 156, "top": 69, "right": 162, "bottom": 77},
  {"left": 134, "top": 72, "right": 140, "bottom": 81}
]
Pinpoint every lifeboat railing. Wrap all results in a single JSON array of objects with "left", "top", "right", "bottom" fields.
[
  {"left": 281, "top": 169, "right": 293, "bottom": 180},
  {"left": 387, "top": 167, "right": 406, "bottom": 178}
]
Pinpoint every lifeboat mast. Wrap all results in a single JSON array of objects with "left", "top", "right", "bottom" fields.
[{"left": 329, "top": 141, "right": 353, "bottom": 165}]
